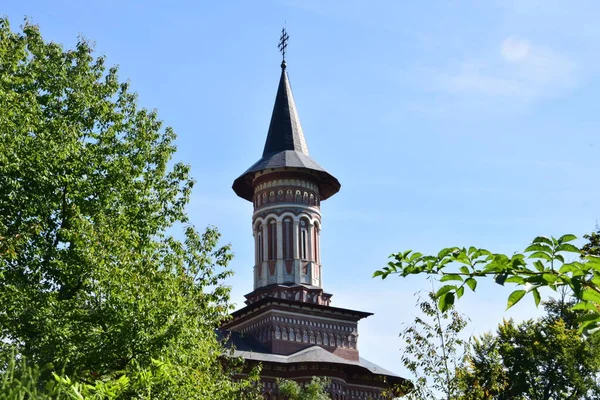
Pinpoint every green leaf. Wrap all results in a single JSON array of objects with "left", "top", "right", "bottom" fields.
[
  {"left": 525, "top": 243, "right": 552, "bottom": 254},
  {"left": 542, "top": 273, "right": 558, "bottom": 284},
  {"left": 587, "top": 256, "right": 600, "bottom": 272},
  {"left": 572, "top": 302, "right": 598, "bottom": 312},
  {"left": 506, "top": 290, "right": 527, "bottom": 310},
  {"left": 460, "top": 266, "right": 470, "bottom": 274},
  {"left": 440, "top": 274, "right": 464, "bottom": 282},
  {"left": 528, "top": 251, "right": 552, "bottom": 261},
  {"left": 372, "top": 270, "right": 384, "bottom": 278},
  {"left": 556, "top": 243, "right": 580, "bottom": 253},
  {"left": 437, "top": 248, "right": 453, "bottom": 258},
  {"left": 438, "top": 292, "right": 455, "bottom": 312},
  {"left": 533, "top": 260, "right": 545, "bottom": 272},
  {"left": 576, "top": 312, "right": 600, "bottom": 326},
  {"left": 436, "top": 285, "right": 456, "bottom": 298},
  {"left": 582, "top": 289, "right": 600, "bottom": 304},
  {"left": 465, "top": 278, "right": 477, "bottom": 291},
  {"left": 559, "top": 263, "right": 581, "bottom": 274},
  {"left": 531, "top": 288, "right": 541, "bottom": 307},
  {"left": 532, "top": 236, "right": 553, "bottom": 246},
  {"left": 456, "top": 286, "right": 465, "bottom": 299},
  {"left": 408, "top": 252, "right": 423, "bottom": 262},
  {"left": 558, "top": 234, "right": 577, "bottom": 244},
  {"left": 505, "top": 276, "right": 525, "bottom": 284},
  {"left": 495, "top": 273, "right": 508, "bottom": 286}
]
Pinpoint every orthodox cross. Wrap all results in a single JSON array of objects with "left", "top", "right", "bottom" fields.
[{"left": 278, "top": 27, "right": 289, "bottom": 62}]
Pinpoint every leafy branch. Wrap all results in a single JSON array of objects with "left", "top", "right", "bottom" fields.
[{"left": 374, "top": 234, "right": 600, "bottom": 335}]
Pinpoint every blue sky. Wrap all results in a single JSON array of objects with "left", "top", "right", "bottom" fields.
[{"left": 5, "top": 0, "right": 599, "bottom": 378}]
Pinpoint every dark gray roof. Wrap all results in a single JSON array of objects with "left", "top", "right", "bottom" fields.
[
  {"left": 262, "top": 67, "right": 309, "bottom": 156},
  {"left": 232, "top": 65, "right": 341, "bottom": 201},
  {"left": 231, "top": 343, "right": 402, "bottom": 379},
  {"left": 228, "top": 297, "right": 373, "bottom": 322}
]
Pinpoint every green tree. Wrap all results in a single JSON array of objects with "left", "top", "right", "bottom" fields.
[
  {"left": 457, "top": 299, "right": 600, "bottom": 400},
  {"left": 0, "top": 18, "right": 260, "bottom": 399},
  {"left": 582, "top": 225, "right": 600, "bottom": 257},
  {"left": 374, "top": 232, "right": 600, "bottom": 335},
  {"left": 277, "top": 377, "right": 331, "bottom": 400},
  {"left": 397, "top": 290, "right": 467, "bottom": 400}
]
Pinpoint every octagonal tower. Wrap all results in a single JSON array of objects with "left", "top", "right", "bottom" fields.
[{"left": 233, "top": 60, "right": 340, "bottom": 306}]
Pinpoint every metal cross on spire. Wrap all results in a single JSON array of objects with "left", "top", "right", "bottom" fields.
[{"left": 278, "top": 27, "right": 289, "bottom": 68}]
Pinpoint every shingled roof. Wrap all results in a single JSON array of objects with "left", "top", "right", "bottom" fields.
[
  {"left": 232, "top": 63, "right": 341, "bottom": 201},
  {"left": 220, "top": 331, "right": 403, "bottom": 380}
]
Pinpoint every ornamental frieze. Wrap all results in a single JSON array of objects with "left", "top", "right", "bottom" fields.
[
  {"left": 253, "top": 186, "right": 321, "bottom": 210},
  {"left": 252, "top": 207, "right": 321, "bottom": 222}
]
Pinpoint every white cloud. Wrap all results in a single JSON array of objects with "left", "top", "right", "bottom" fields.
[
  {"left": 437, "top": 37, "right": 577, "bottom": 102},
  {"left": 501, "top": 36, "right": 531, "bottom": 62}
]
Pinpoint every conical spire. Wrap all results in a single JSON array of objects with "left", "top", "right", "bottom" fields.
[
  {"left": 232, "top": 38, "right": 340, "bottom": 202},
  {"left": 262, "top": 66, "right": 309, "bottom": 157}
]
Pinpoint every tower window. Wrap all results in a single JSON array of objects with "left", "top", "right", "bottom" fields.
[
  {"left": 313, "top": 224, "right": 319, "bottom": 263},
  {"left": 283, "top": 218, "right": 292, "bottom": 259},
  {"left": 257, "top": 225, "right": 264, "bottom": 262},
  {"left": 300, "top": 219, "right": 308, "bottom": 260},
  {"left": 268, "top": 220, "right": 277, "bottom": 260}
]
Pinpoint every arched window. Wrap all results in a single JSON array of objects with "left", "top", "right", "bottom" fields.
[
  {"left": 257, "top": 224, "right": 264, "bottom": 262},
  {"left": 268, "top": 219, "right": 277, "bottom": 260},
  {"left": 313, "top": 223, "right": 320, "bottom": 263},
  {"left": 299, "top": 218, "right": 309, "bottom": 260},
  {"left": 289, "top": 328, "right": 295, "bottom": 341},
  {"left": 283, "top": 217, "right": 293, "bottom": 259},
  {"left": 275, "top": 326, "right": 281, "bottom": 340}
]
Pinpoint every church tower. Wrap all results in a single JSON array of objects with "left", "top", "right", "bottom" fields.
[
  {"left": 232, "top": 56, "right": 339, "bottom": 306},
  {"left": 223, "top": 30, "right": 408, "bottom": 399}
]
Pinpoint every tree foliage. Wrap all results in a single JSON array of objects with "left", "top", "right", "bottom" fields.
[
  {"left": 396, "top": 290, "right": 467, "bottom": 400},
  {"left": 457, "top": 299, "right": 600, "bottom": 399},
  {"left": 0, "top": 18, "right": 260, "bottom": 399},
  {"left": 277, "top": 377, "right": 331, "bottom": 400},
  {"left": 582, "top": 225, "right": 600, "bottom": 257},
  {"left": 374, "top": 233, "right": 600, "bottom": 335}
]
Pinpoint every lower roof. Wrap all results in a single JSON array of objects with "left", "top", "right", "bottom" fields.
[
  {"left": 228, "top": 296, "right": 373, "bottom": 322},
  {"left": 234, "top": 345, "right": 400, "bottom": 378},
  {"left": 219, "top": 330, "right": 402, "bottom": 380}
]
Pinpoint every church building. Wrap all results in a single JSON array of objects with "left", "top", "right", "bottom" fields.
[{"left": 223, "top": 32, "right": 409, "bottom": 399}]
